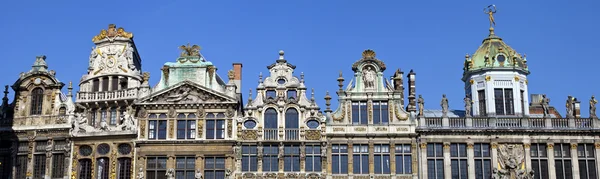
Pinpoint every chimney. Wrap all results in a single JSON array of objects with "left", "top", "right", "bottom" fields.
[
  {"left": 406, "top": 70, "right": 416, "bottom": 112},
  {"left": 233, "top": 63, "right": 242, "bottom": 94},
  {"left": 574, "top": 98, "right": 581, "bottom": 118}
]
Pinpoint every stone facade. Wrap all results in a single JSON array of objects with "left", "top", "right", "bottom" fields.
[{"left": 0, "top": 19, "right": 599, "bottom": 179}]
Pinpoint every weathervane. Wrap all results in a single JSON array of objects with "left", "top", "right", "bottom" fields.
[{"left": 484, "top": 5, "right": 497, "bottom": 27}]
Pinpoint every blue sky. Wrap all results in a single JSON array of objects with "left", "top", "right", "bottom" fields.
[{"left": 0, "top": 0, "right": 598, "bottom": 116}]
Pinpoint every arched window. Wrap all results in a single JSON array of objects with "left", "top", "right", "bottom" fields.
[
  {"left": 264, "top": 108, "right": 278, "bottom": 129},
  {"left": 59, "top": 107, "right": 66, "bottom": 115},
  {"left": 117, "top": 157, "right": 132, "bottom": 179},
  {"left": 285, "top": 108, "right": 299, "bottom": 128},
  {"left": 30, "top": 88, "right": 44, "bottom": 115}
]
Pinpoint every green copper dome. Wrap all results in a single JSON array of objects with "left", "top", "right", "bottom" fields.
[{"left": 462, "top": 27, "right": 529, "bottom": 80}]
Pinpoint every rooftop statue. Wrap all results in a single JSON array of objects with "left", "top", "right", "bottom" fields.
[
  {"left": 464, "top": 95, "right": 472, "bottom": 117},
  {"left": 566, "top": 96, "right": 574, "bottom": 118},
  {"left": 363, "top": 66, "right": 376, "bottom": 89},
  {"left": 440, "top": 94, "right": 449, "bottom": 117},
  {"left": 484, "top": 5, "right": 497, "bottom": 27},
  {"left": 179, "top": 43, "right": 201, "bottom": 57},
  {"left": 541, "top": 95, "right": 550, "bottom": 117},
  {"left": 418, "top": 95, "right": 424, "bottom": 117},
  {"left": 590, "top": 96, "right": 597, "bottom": 118}
]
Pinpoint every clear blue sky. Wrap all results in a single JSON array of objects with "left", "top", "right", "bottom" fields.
[{"left": 1, "top": 0, "right": 598, "bottom": 116}]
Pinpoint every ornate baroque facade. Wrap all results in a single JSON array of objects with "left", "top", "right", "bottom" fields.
[{"left": 0, "top": 10, "right": 599, "bottom": 179}]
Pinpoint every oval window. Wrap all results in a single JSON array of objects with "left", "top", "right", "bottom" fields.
[
  {"left": 244, "top": 120, "right": 257, "bottom": 129},
  {"left": 79, "top": 145, "right": 93, "bottom": 156},
  {"left": 97, "top": 143, "right": 111, "bottom": 155},
  {"left": 497, "top": 55, "right": 506, "bottom": 62},
  {"left": 277, "top": 79, "right": 286, "bottom": 85},
  {"left": 307, "top": 120, "right": 320, "bottom": 129},
  {"left": 118, "top": 143, "right": 132, "bottom": 155}
]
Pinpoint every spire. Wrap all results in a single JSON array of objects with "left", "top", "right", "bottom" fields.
[
  {"left": 2, "top": 85, "right": 8, "bottom": 106},
  {"left": 300, "top": 72, "right": 305, "bottom": 84},
  {"left": 258, "top": 72, "right": 263, "bottom": 84},
  {"left": 67, "top": 81, "right": 73, "bottom": 97},
  {"left": 337, "top": 71, "right": 344, "bottom": 91},
  {"left": 248, "top": 89, "right": 253, "bottom": 104},
  {"left": 310, "top": 88, "right": 315, "bottom": 103}
]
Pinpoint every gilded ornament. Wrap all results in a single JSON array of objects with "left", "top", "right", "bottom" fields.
[
  {"left": 595, "top": 143, "right": 600, "bottom": 149},
  {"left": 571, "top": 143, "right": 578, "bottom": 149},
  {"left": 305, "top": 130, "right": 321, "bottom": 140},
  {"left": 491, "top": 143, "right": 498, "bottom": 149},
  {"left": 485, "top": 76, "right": 491, "bottom": 81},
  {"left": 514, "top": 76, "right": 520, "bottom": 81},
  {"left": 179, "top": 43, "right": 201, "bottom": 57},
  {"left": 524, "top": 143, "right": 531, "bottom": 149},
  {"left": 227, "top": 119, "right": 232, "bottom": 138},
  {"left": 332, "top": 103, "right": 345, "bottom": 121},
  {"left": 420, "top": 143, "right": 427, "bottom": 149},
  {"left": 227, "top": 69, "right": 235, "bottom": 80},
  {"left": 241, "top": 130, "right": 258, "bottom": 140},
  {"left": 140, "top": 121, "right": 146, "bottom": 138},
  {"left": 467, "top": 143, "right": 474, "bottom": 149},
  {"left": 92, "top": 24, "right": 133, "bottom": 42},
  {"left": 362, "top": 49, "right": 376, "bottom": 58},
  {"left": 443, "top": 143, "right": 450, "bottom": 150},
  {"left": 469, "top": 79, "right": 474, "bottom": 84},
  {"left": 197, "top": 119, "right": 204, "bottom": 138},
  {"left": 547, "top": 143, "right": 554, "bottom": 149}
]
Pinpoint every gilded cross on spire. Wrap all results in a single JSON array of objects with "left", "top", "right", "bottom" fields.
[{"left": 484, "top": 5, "right": 497, "bottom": 27}]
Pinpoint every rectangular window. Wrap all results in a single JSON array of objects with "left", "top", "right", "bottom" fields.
[
  {"left": 78, "top": 159, "right": 92, "bottom": 179},
  {"left": 35, "top": 141, "right": 47, "bottom": 152},
  {"left": 395, "top": 144, "right": 412, "bottom": 174},
  {"left": 177, "top": 119, "right": 196, "bottom": 139},
  {"left": 305, "top": 145, "right": 321, "bottom": 172},
  {"left": 331, "top": 144, "right": 348, "bottom": 174},
  {"left": 110, "top": 108, "right": 117, "bottom": 125},
  {"left": 554, "top": 144, "right": 572, "bottom": 179},
  {"left": 374, "top": 144, "right": 390, "bottom": 174},
  {"left": 101, "top": 109, "right": 107, "bottom": 123},
  {"left": 92, "top": 79, "right": 100, "bottom": 92},
  {"left": 474, "top": 143, "right": 491, "bottom": 179},
  {"left": 176, "top": 156, "right": 195, "bottom": 179},
  {"left": 112, "top": 78, "right": 119, "bottom": 91},
  {"left": 352, "top": 101, "right": 368, "bottom": 125},
  {"left": 149, "top": 120, "right": 167, "bottom": 140},
  {"left": 90, "top": 110, "right": 97, "bottom": 127},
  {"left": 478, "top": 90, "right": 486, "bottom": 116},
  {"left": 117, "top": 158, "right": 132, "bottom": 179},
  {"left": 15, "top": 155, "right": 27, "bottom": 179},
  {"left": 373, "top": 101, "right": 389, "bottom": 124},
  {"left": 241, "top": 145, "right": 258, "bottom": 172},
  {"left": 33, "top": 154, "right": 46, "bottom": 179},
  {"left": 427, "top": 143, "right": 444, "bottom": 179},
  {"left": 52, "top": 153, "right": 66, "bottom": 178},
  {"left": 494, "top": 88, "right": 514, "bottom": 115},
  {"left": 266, "top": 90, "right": 277, "bottom": 99},
  {"left": 97, "top": 158, "right": 110, "bottom": 179},
  {"left": 204, "top": 157, "right": 226, "bottom": 179},
  {"left": 206, "top": 119, "right": 225, "bottom": 139},
  {"left": 531, "top": 143, "right": 549, "bottom": 179},
  {"left": 262, "top": 144, "right": 279, "bottom": 172},
  {"left": 146, "top": 156, "right": 167, "bottom": 179},
  {"left": 102, "top": 77, "right": 109, "bottom": 91},
  {"left": 284, "top": 145, "right": 300, "bottom": 172},
  {"left": 353, "top": 144, "right": 369, "bottom": 174},
  {"left": 577, "top": 144, "right": 597, "bottom": 179},
  {"left": 450, "top": 143, "right": 468, "bottom": 179}
]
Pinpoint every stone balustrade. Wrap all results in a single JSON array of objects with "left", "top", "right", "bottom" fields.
[
  {"left": 9, "top": 115, "right": 69, "bottom": 126},
  {"left": 418, "top": 117, "right": 599, "bottom": 129},
  {"left": 76, "top": 88, "right": 138, "bottom": 102}
]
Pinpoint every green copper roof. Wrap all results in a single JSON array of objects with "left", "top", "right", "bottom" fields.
[{"left": 462, "top": 27, "right": 529, "bottom": 80}]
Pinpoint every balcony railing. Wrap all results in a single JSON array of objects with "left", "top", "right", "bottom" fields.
[
  {"left": 76, "top": 88, "right": 138, "bottom": 102},
  {"left": 285, "top": 129, "right": 299, "bottom": 140},
  {"left": 10, "top": 115, "right": 69, "bottom": 126},
  {"left": 263, "top": 128, "right": 278, "bottom": 140},
  {"left": 419, "top": 117, "right": 599, "bottom": 130}
]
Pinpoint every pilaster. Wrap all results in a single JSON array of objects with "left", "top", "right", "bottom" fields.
[
  {"left": 524, "top": 143, "right": 531, "bottom": 171},
  {"left": 467, "top": 143, "right": 475, "bottom": 179},
  {"left": 595, "top": 143, "right": 600, "bottom": 179},
  {"left": 491, "top": 142, "right": 498, "bottom": 173},
  {"left": 547, "top": 143, "right": 556, "bottom": 179},
  {"left": 348, "top": 142, "right": 353, "bottom": 175},
  {"left": 443, "top": 142, "right": 451, "bottom": 179},
  {"left": 419, "top": 143, "right": 427, "bottom": 179},
  {"left": 571, "top": 143, "right": 580, "bottom": 179},
  {"left": 390, "top": 143, "right": 396, "bottom": 175}
]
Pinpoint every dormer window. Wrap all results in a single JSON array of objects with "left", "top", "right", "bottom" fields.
[
  {"left": 352, "top": 101, "right": 368, "bottom": 125},
  {"left": 266, "top": 90, "right": 277, "bottom": 99},
  {"left": 494, "top": 88, "right": 514, "bottom": 115},
  {"left": 497, "top": 54, "right": 506, "bottom": 63},
  {"left": 287, "top": 90, "right": 297, "bottom": 100},
  {"left": 30, "top": 88, "right": 44, "bottom": 115}
]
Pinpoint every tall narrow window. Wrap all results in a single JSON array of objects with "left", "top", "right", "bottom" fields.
[
  {"left": 351, "top": 101, "right": 368, "bottom": 124},
  {"left": 90, "top": 110, "right": 97, "bottom": 127},
  {"left": 353, "top": 144, "right": 369, "bottom": 174},
  {"left": 92, "top": 79, "right": 100, "bottom": 92},
  {"left": 146, "top": 156, "right": 167, "bottom": 179},
  {"left": 33, "top": 154, "right": 46, "bottom": 179},
  {"left": 578, "top": 144, "right": 597, "bottom": 179},
  {"left": 111, "top": 77, "right": 119, "bottom": 91},
  {"left": 264, "top": 108, "right": 278, "bottom": 140},
  {"left": 206, "top": 113, "right": 225, "bottom": 139},
  {"left": 555, "top": 144, "right": 572, "bottom": 179},
  {"left": 30, "top": 88, "right": 44, "bottom": 115},
  {"left": 262, "top": 144, "right": 279, "bottom": 172},
  {"left": 15, "top": 155, "right": 28, "bottom": 179},
  {"left": 450, "top": 143, "right": 468, "bottom": 179},
  {"left": 158, "top": 114, "right": 167, "bottom": 139},
  {"left": 117, "top": 158, "right": 132, "bottom": 179},
  {"left": 284, "top": 145, "right": 300, "bottom": 172},
  {"left": 331, "top": 144, "right": 348, "bottom": 174},
  {"left": 478, "top": 90, "right": 486, "bottom": 116},
  {"left": 102, "top": 77, "right": 109, "bottom": 91},
  {"left": 285, "top": 108, "right": 299, "bottom": 140},
  {"left": 531, "top": 143, "right": 549, "bottom": 179},
  {"left": 474, "top": 143, "right": 492, "bottom": 179},
  {"left": 374, "top": 144, "right": 390, "bottom": 174},
  {"left": 204, "top": 157, "right": 226, "bottom": 179},
  {"left": 305, "top": 145, "right": 321, "bottom": 172},
  {"left": 97, "top": 157, "right": 110, "bottom": 179},
  {"left": 120, "top": 78, "right": 128, "bottom": 90},
  {"left": 177, "top": 113, "right": 196, "bottom": 139},
  {"left": 78, "top": 159, "right": 92, "bottom": 179},
  {"left": 148, "top": 114, "right": 167, "bottom": 140},
  {"left": 373, "top": 101, "right": 389, "bottom": 124},
  {"left": 0, "top": 154, "right": 10, "bottom": 179},
  {"left": 520, "top": 90, "right": 525, "bottom": 116},
  {"left": 241, "top": 145, "right": 258, "bottom": 172},
  {"left": 427, "top": 143, "right": 444, "bottom": 179},
  {"left": 101, "top": 109, "right": 107, "bottom": 123},
  {"left": 395, "top": 144, "right": 412, "bottom": 174},
  {"left": 110, "top": 108, "right": 117, "bottom": 125},
  {"left": 494, "top": 88, "right": 514, "bottom": 115},
  {"left": 175, "top": 156, "right": 195, "bottom": 179},
  {"left": 52, "top": 153, "right": 66, "bottom": 178}
]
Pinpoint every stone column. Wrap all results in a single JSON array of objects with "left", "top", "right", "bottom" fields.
[
  {"left": 524, "top": 143, "right": 532, "bottom": 171},
  {"left": 420, "top": 143, "right": 427, "bottom": 179},
  {"left": 547, "top": 143, "right": 556, "bottom": 179},
  {"left": 443, "top": 142, "right": 451, "bottom": 179},
  {"left": 368, "top": 140, "right": 374, "bottom": 175},
  {"left": 99, "top": 78, "right": 104, "bottom": 91},
  {"left": 257, "top": 144, "right": 263, "bottom": 173},
  {"left": 491, "top": 143, "right": 498, "bottom": 173},
  {"left": 467, "top": 143, "right": 475, "bottom": 179},
  {"left": 108, "top": 76, "right": 113, "bottom": 91},
  {"left": 390, "top": 143, "right": 396, "bottom": 175},
  {"left": 27, "top": 136, "right": 35, "bottom": 179},
  {"left": 300, "top": 143, "right": 306, "bottom": 173},
  {"left": 571, "top": 143, "right": 580, "bottom": 179},
  {"left": 348, "top": 142, "right": 354, "bottom": 175}
]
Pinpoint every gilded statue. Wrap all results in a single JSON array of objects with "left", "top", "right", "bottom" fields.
[
  {"left": 484, "top": 5, "right": 497, "bottom": 27},
  {"left": 92, "top": 24, "right": 133, "bottom": 42},
  {"left": 179, "top": 43, "right": 202, "bottom": 57},
  {"left": 590, "top": 95, "right": 597, "bottom": 118}
]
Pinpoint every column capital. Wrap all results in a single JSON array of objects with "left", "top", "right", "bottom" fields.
[
  {"left": 467, "top": 143, "right": 474, "bottom": 149},
  {"left": 491, "top": 142, "right": 498, "bottom": 149},
  {"left": 571, "top": 143, "right": 578, "bottom": 150},
  {"left": 443, "top": 142, "right": 451, "bottom": 150},
  {"left": 547, "top": 143, "right": 554, "bottom": 149},
  {"left": 523, "top": 143, "right": 531, "bottom": 149}
]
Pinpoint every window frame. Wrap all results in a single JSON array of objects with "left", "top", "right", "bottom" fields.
[
  {"left": 305, "top": 144, "right": 322, "bottom": 172},
  {"left": 577, "top": 144, "right": 597, "bottom": 179},
  {"left": 177, "top": 113, "right": 197, "bottom": 139},
  {"left": 477, "top": 90, "right": 486, "bottom": 116},
  {"left": 351, "top": 101, "right": 368, "bottom": 125},
  {"left": 374, "top": 144, "right": 390, "bottom": 174},
  {"left": 146, "top": 156, "right": 167, "bottom": 179},
  {"left": 117, "top": 157, "right": 132, "bottom": 179},
  {"left": 427, "top": 143, "right": 444, "bottom": 179},
  {"left": 554, "top": 144, "right": 573, "bottom": 179},
  {"left": 494, "top": 88, "right": 515, "bottom": 115},
  {"left": 473, "top": 143, "right": 492, "bottom": 179},
  {"left": 395, "top": 144, "right": 412, "bottom": 174},
  {"left": 262, "top": 144, "right": 279, "bottom": 172},
  {"left": 331, "top": 144, "right": 348, "bottom": 174},
  {"left": 450, "top": 143, "right": 468, "bottom": 179},
  {"left": 372, "top": 101, "right": 389, "bottom": 124},
  {"left": 531, "top": 143, "right": 549, "bottom": 179},
  {"left": 241, "top": 145, "right": 258, "bottom": 172},
  {"left": 30, "top": 87, "right": 44, "bottom": 115},
  {"left": 175, "top": 156, "right": 195, "bottom": 179},
  {"left": 284, "top": 145, "right": 300, "bottom": 172},
  {"left": 352, "top": 144, "right": 369, "bottom": 174},
  {"left": 204, "top": 156, "right": 226, "bottom": 179},
  {"left": 206, "top": 113, "right": 225, "bottom": 139},
  {"left": 78, "top": 159, "right": 92, "bottom": 179},
  {"left": 97, "top": 157, "right": 110, "bottom": 179},
  {"left": 33, "top": 154, "right": 46, "bottom": 179}
]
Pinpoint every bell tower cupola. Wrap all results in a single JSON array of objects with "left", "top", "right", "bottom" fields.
[{"left": 462, "top": 6, "right": 530, "bottom": 117}]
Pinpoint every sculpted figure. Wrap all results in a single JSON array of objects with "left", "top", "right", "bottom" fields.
[
  {"left": 167, "top": 87, "right": 191, "bottom": 102},
  {"left": 225, "top": 169, "right": 232, "bottom": 179},
  {"left": 566, "top": 96, "right": 574, "bottom": 118},
  {"left": 440, "top": 94, "right": 449, "bottom": 116},
  {"left": 590, "top": 96, "right": 597, "bottom": 118},
  {"left": 136, "top": 168, "right": 144, "bottom": 179},
  {"left": 464, "top": 95, "right": 472, "bottom": 117},
  {"left": 120, "top": 107, "right": 137, "bottom": 131},
  {"left": 194, "top": 169, "right": 203, "bottom": 179},
  {"left": 418, "top": 95, "right": 425, "bottom": 116},
  {"left": 165, "top": 169, "right": 175, "bottom": 179},
  {"left": 99, "top": 118, "right": 110, "bottom": 131},
  {"left": 541, "top": 95, "right": 550, "bottom": 117},
  {"left": 362, "top": 66, "right": 376, "bottom": 89}
]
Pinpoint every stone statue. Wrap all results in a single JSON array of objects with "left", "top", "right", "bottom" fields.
[
  {"left": 99, "top": 118, "right": 110, "bottom": 131},
  {"left": 225, "top": 169, "right": 232, "bottom": 179},
  {"left": 418, "top": 95, "right": 425, "bottom": 116},
  {"left": 590, "top": 96, "right": 597, "bottom": 118},
  {"left": 496, "top": 144, "right": 534, "bottom": 179},
  {"left": 464, "top": 95, "right": 472, "bottom": 117},
  {"left": 234, "top": 143, "right": 242, "bottom": 159},
  {"left": 165, "top": 168, "right": 175, "bottom": 179},
  {"left": 362, "top": 66, "right": 376, "bottom": 89},
  {"left": 166, "top": 87, "right": 191, "bottom": 102},
  {"left": 440, "top": 94, "right": 449, "bottom": 116},
  {"left": 71, "top": 113, "right": 95, "bottom": 134},
  {"left": 64, "top": 139, "right": 71, "bottom": 154},
  {"left": 566, "top": 96, "right": 574, "bottom": 118},
  {"left": 136, "top": 168, "right": 144, "bottom": 179},
  {"left": 120, "top": 106, "right": 137, "bottom": 131},
  {"left": 194, "top": 169, "right": 203, "bottom": 179},
  {"left": 278, "top": 145, "right": 284, "bottom": 158},
  {"left": 541, "top": 95, "right": 550, "bottom": 117}
]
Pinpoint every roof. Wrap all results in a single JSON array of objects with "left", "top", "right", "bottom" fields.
[{"left": 423, "top": 109, "right": 465, "bottom": 118}]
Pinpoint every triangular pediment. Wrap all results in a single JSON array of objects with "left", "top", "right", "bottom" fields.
[{"left": 136, "top": 81, "right": 237, "bottom": 105}]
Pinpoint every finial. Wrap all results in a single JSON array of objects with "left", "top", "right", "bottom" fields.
[
  {"left": 324, "top": 91, "right": 332, "bottom": 112},
  {"left": 311, "top": 88, "right": 315, "bottom": 102},
  {"left": 248, "top": 89, "right": 253, "bottom": 103},
  {"left": 465, "top": 53, "right": 470, "bottom": 60},
  {"left": 337, "top": 71, "right": 345, "bottom": 90},
  {"left": 258, "top": 72, "right": 263, "bottom": 83},
  {"left": 300, "top": 72, "right": 305, "bottom": 83},
  {"left": 484, "top": 5, "right": 497, "bottom": 28},
  {"left": 68, "top": 81, "right": 73, "bottom": 89},
  {"left": 67, "top": 81, "right": 73, "bottom": 97},
  {"left": 362, "top": 49, "right": 376, "bottom": 58},
  {"left": 279, "top": 50, "right": 285, "bottom": 60},
  {"left": 3, "top": 85, "right": 8, "bottom": 97}
]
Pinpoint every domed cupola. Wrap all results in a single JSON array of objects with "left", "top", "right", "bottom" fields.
[{"left": 462, "top": 6, "right": 531, "bottom": 117}]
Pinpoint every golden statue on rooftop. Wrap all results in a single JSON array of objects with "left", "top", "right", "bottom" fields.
[
  {"left": 484, "top": 5, "right": 497, "bottom": 27},
  {"left": 92, "top": 24, "right": 133, "bottom": 42},
  {"left": 179, "top": 43, "right": 202, "bottom": 57}
]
